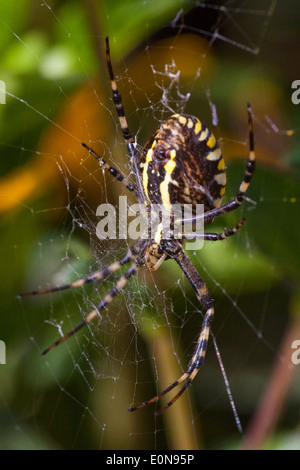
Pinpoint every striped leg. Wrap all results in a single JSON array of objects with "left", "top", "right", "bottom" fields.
[
  {"left": 81, "top": 143, "right": 137, "bottom": 195},
  {"left": 81, "top": 36, "right": 143, "bottom": 196},
  {"left": 203, "top": 103, "right": 255, "bottom": 225},
  {"left": 236, "top": 103, "right": 255, "bottom": 203},
  {"left": 129, "top": 248, "right": 214, "bottom": 415},
  {"left": 179, "top": 217, "right": 246, "bottom": 241},
  {"left": 18, "top": 251, "right": 134, "bottom": 297},
  {"left": 105, "top": 37, "right": 147, "bottom": 205},
  {"left": 42, "top": 262, "right": 138, "bottom": 355},
  {"left": 105, "top": 36, "right": 134, "bottom": 145}
]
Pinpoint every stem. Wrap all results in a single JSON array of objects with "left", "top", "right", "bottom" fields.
[
  {"left": 141, "top": 315, "right": 203, "bottom": 449},
  {"left": 241, "top": 292, "right": 300, "bottom": 450}
]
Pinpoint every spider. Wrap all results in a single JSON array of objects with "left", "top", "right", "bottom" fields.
[{"left": 20, "top": 37, "right": 255, "bottom": 416}]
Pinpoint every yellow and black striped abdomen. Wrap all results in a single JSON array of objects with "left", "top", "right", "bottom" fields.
[{"left": 140, "top": 113, "right": 226, "bottom": 213}]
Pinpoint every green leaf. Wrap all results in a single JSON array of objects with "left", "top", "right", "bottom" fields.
[
  {"left": 104, "top": 0, "right": 193, "bottom": 57},
  {"left": 227, "top": 162, "right": 300, "bottom": 281}
]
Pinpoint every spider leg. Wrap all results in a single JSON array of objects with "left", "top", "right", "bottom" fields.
[
  {"left": 105, "top": 37, "right": 148, "bottom": 206},
  {"left": 204, "top": 103, "right": 255, "bottom": 224},
  {"left": 129, "top": 245, "right": 214, "bottom": 415},
  {"left": 81, "top": 143, "right": 137, "bottom": 195},
  {"left": 42, "top": 262, "right": 138, "bottom": 355},
  {"left": 179, "top": 217, "right": 246, "bottom": 241},
  {"left": 18, "top": 251, "right": 134, "bottom": 297},
  {"left": 105, "top": 36, "right": 134, "bottom": 146}
]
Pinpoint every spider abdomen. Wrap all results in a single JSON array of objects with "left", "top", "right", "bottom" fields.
[{"left": 140, "top": 113, "right": 226, "bottom": 213}]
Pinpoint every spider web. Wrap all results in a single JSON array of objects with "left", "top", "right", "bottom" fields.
[{"left": 1, "top": 0, "right": 300, "bottom": 451}]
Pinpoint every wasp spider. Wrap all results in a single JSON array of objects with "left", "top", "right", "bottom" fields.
[{"left": 20, "top": 37, "right": 255, "bottom": 415}]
